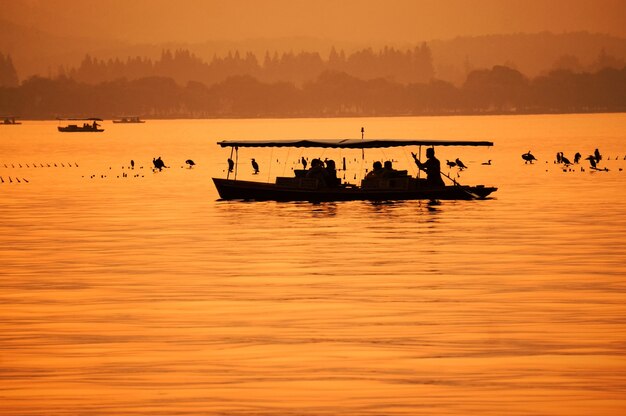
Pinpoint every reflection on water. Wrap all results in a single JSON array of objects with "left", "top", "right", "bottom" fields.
[{"left": 1, "top": 114, "right": 626, "bottom": 415}]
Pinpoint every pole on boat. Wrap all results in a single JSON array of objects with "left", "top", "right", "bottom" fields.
[
  {"left": 417, "top": 145, "right": 422, "bottom": 179},
  {"left": 361, "top": 127, "right": 365, "bottom": 160},
  {"left": 235, "top": 146, "right": 239, "bottom": 181}
]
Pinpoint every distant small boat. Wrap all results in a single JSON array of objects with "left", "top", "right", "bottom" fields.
[
  {"left": 112, "top": 116, "right": 145, "bottom": 124},
  {"left": 1, "top": 116, "right": 21, "bottom": 125},
  {"left": 57, "top": 117, "right": 104, "bottom": 132}
]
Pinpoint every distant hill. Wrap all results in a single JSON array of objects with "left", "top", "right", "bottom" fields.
[{"left": 2, "top": 21, "right": 626, "bottom": 85}]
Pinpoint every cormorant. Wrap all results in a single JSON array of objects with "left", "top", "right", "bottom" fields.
[
  {"left": 251, "top": 158, "right": 259, "bottom": 174},
  {"left": 185, "top": 159, "right": 195, "bottom": 168},
  {"left": 455, "top": 158, "right": 467, "bottom": 169},
  {"left": 522, "top": 151, "right": 537, "bottom": 164},
  {"left": 585, "top": 155, "right": 597, "bottom": 169},
  {"left": 482, "top": 160, "right": 492, "bottom": 165},
  {"left": 227, "top": 158, "right": 234, "bottom": 172}
]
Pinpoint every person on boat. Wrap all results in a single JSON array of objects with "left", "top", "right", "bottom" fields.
[
  {"left": 301, "top": 157, "right": 308, "bottom": 170},
  {"left": 381, "top": 161, "right": 397, "bottom": 178},
  {"left": 412, "top": 148, "right": 445, "bottom": 187},
  {"left": 365, "top": 161, "right": 384, "bottom": 178},
  {"left": 324, "top": 159, "right": 339, "bottom": 187},
  {"left": 306, "top": 158, "right": 329, "bottom": 186},
  {"left": 227, "top": 158, "right": 234, "bottom": 173},
  {"left": 594, "top": 148, "right": 602, "bottom": 163},
  {"left": 92, "top": 120, "right": 99, "bottom": 130}
]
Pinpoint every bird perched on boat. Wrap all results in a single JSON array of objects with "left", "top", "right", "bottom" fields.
[
  {"left": 574, "top": 152, "right": 581, "bottom": 163},
  {"left": 446, "top": 160, "right": 456, "bottom": 168},
  {"left": 455, "top": 158, "right": 467, "bottom": 170},
  {"left": 482, "top": 160, "right": 492, "bottom": 165},
  {"left": 522, "top": 151, "right": 537, "bottom": 164},
  {"left": 227, "top": 158, "right": 234, "bottom": 172},
  {"left": 131, "top": 160, "right": 135, "bottom": 169},
  {"left": 585, "top": 155, "right": 597, "bottom": 169},
  {"left": 251, "top": 158, "right": 259, "bottom": 174},
  {"left": 185, "top": 159, "right": 195, "bottom": 168}
]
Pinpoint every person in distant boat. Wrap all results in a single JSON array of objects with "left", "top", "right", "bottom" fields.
[
  {"left": 92, "top": 120, "right": 99, "bottom": 130},
  {"left": 301, "top": 157, "right": 308, "bottom": 170},
  {"left": 365, "top": 161, "right": 384, "bottom": 178},
  {"left": 412, "top": 148, "right": 445, "bottom": 187},
  {"left": 306, "top": 158, "right": 329, "bottom": 186}
]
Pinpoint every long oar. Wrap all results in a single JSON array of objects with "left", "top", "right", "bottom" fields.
[{"left": 439, "top": 170, "right": 481, "bottom": 199}]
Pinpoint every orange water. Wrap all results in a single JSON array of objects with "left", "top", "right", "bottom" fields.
[{"left": 1, "top": 114, "right": 626, "bottom": 415}]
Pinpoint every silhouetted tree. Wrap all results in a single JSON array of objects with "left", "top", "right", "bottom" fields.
[{"left": 0, "top": 53, "right": 20, "bottom": 87}]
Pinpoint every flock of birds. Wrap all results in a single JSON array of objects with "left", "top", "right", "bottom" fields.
[
  {"left": 522, "top": 148, "right": 620, "bottom": 171},
  {"left": 0, "top": 157, "right": 199, "bottom": 184},
  {"left": 2, "top": 148, "right": 623, "bottom": 185}
]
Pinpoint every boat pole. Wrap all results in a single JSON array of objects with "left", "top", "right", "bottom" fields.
[
  {"left": 417, "top": 146, "right": 422, "bottom": 179},
  {"left": 361, "top": 127, "right": 365, "bottom": 160},
  {"left": 234, "top": 146, "right": 239, "bottom": 181}
]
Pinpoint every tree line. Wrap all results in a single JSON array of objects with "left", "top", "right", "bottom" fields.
[
  {"left": 2, "top": 64, "right": 625, "bottom": 119},
  {"left": 60, "top": 45, "right": 435, "bottom": 87}
]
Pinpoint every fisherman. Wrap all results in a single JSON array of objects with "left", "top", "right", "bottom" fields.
[{"left": 412, "top": 148, "right": 445, "bottom": 187}]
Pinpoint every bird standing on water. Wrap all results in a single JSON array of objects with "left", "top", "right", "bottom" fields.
[
  {"left": 455, "top": 158, "right": 467, "bottom": 170},
  {"left": 522, "top": 151, "right": 537, "bottom": 164},
  {"left": 185, "top": 159, "right": 195, "bottom": 168},
  {"left": 251, "top": 158, "right": 259, "bottom": 174},
  {"left": 446, "top": 160, "right": 456, "bottom": 168},
  {"left": 585, "top": 155, "right": 597, "bottom": 169}
]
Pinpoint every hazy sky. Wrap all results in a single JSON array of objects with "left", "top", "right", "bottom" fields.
[{"left": 2, "top": 0, "right": 625, "bottom": 43}]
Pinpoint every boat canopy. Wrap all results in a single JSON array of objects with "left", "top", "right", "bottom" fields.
[
  {"left": 217, "top": 139, "right": 493, "bottom": 149},
  {"left": 56, "top": 117, "right": 103, "bottom": 121}
]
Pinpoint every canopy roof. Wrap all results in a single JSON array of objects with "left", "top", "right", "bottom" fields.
[
  {"left": 56, "top": 117, "right": 103, "bottom": 121},
  {"left": 218, "top": 139, "right": 493, "bottom": 149}
]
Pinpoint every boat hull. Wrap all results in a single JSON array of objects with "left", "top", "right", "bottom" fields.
[
  {"left": 58, "top": 126, "right": 104, "bottom": 132},
  {"left": 213, "top": 178, "right": 497, "bottom": 202}
]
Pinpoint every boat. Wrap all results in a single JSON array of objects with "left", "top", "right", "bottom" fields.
[
  {"left": 1, "top": 116, "right": 21, "bottom": 125},
  {"left": 112, "top": 116, "right": 145, "bottom": 123},
  {"left": 212, "top": 139, "right": 497, "bottom": 202},
  {"left": 57, "top": 118, "right": 104, "bottom": 132}
]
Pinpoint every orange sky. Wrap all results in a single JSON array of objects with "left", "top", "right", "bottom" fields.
[{"left": 1, "top": 0, "right": 625, "bottom": 43}]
